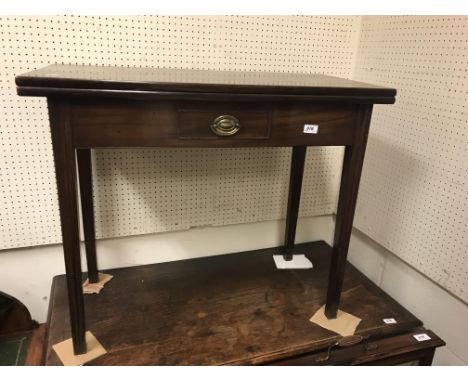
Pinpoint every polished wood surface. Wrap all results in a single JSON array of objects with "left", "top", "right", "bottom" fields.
[
  {"left": 177, "top": 102, "right": 271, "bottom": 140},
  {"left": 284, "top": 147, "right": 306, "bottom": 260},
  {"left": 16, "top": 64, "right": 397, "bottom": 356},
  {"left": 44, "top": 241, "right": 444, "bottom": 366},
  {"left": 76, "top": 149, "right": 99, "bottom": 284},
  {"left": 0, "top": 291, "right": 38, "bottom": 335},
  {"left": 325, "top": 104, "right": 373, "bottom": 318},
  {"left": 48, "top": 99, "right": 87, "bottom": 354},
  {"left": 71, "top": 100, "right": 357, "bottom": 148},
  {"left": 271, "top": 328, "right": 444, "bottom": 366},
  {"left": 16, "top": 64, "right": 396, "bottom": 103}
]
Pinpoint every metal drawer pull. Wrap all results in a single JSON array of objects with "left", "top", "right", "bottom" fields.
[
  {"left": 210, "top": 115, "right": 241, "bottom": 136},
  {"left": 315, "top": 335, "right": 365, "bottom": 363}
]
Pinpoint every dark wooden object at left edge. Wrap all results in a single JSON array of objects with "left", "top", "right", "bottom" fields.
[{"left": 15, "top": 65, "right": 396, "bottom": 355}]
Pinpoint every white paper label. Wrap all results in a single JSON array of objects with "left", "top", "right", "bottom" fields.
[
  {"left": 303, "top": 124, "right": 319, "bottom": 134},
  {"left": 413, "top": 333, "right": 431, "bottom": 342},
  {"left": 383, "top": 318, "right": 397, "bottom": 324}
]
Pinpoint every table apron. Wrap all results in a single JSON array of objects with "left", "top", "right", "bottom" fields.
[{"left": 69, "top": 100, "right": 358, "bottom": 147}]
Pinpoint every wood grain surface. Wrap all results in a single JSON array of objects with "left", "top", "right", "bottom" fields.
[
  {"left": 16, "top": 64, "right": 396, "bottom": 103},
  {"left": 45, "top": 241, "right": 423, "bottom": 365}
]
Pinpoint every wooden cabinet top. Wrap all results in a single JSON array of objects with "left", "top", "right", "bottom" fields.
[
  {"left": 44, "top": 241, "right": 431, "bottom": 365},
  {"left": 16, "top": 64, "right": 396, "bottom": 103}
]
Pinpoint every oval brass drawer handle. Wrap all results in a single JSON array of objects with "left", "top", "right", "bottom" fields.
[{"left": 210, "top": 115, "right": 241, "bottom": 136}]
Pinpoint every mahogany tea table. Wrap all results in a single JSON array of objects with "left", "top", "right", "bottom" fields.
[{"left": 16, "top": 65, "right": 396, "bottom": 355}]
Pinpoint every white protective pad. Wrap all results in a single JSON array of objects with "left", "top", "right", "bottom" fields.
[{"left": 273, "top": 254, "right": 313, "bottom": 269}]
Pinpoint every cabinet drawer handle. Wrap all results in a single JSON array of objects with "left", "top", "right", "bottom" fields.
[
  {"left": 315, "top": 335, "right": 365, "bottom": 363},
  {"left": 210, "top": 115, "right": 241, "bottom": 136}
]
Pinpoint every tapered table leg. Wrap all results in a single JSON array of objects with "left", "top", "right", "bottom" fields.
[
  {"left": 325, "top": 105, "right": 373, "bottom": 319},
  {"left": 77, "top": 149, "right": 99, "bottom": 283},
  {"left": 284, "top": 146, "right": 307, "bottom": 261},
  {"left": 48, "top": 98, "right": 87, "bottom": 355},
  {"left": 418, "top": 349, "right": 435, "bottom": 366}
]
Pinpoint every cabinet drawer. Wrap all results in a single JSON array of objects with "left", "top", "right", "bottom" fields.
[{"left": 177, "top": 104, "right": 271, "bottom": 140}]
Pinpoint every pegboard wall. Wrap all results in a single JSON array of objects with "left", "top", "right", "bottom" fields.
[
  {"left": 353, "top": 16, "right": 468, "bottom": 302},
  {"left": 0, "top": 16, "right": 359, "bottom": 248},
  {"left": 1, "top": 16, "right": 467, "bottom": 304}
]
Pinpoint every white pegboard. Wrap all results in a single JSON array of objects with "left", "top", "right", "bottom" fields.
[
  {"left": 353, "top": 16, "right": 468, "bottom": 302},
  {"left": 0, "top": 16, "right": 359, "bottom": 249},
  {"left": 91, "top": 147, "right": 343, "bottom": 239}
]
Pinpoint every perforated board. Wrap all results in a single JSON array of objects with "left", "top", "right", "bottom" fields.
[
  {"left": 2, "top": 15, "right": 467, "bottom": 303},
  {"left": 0, "top": 16, "right": 360, "bottom": 248},
  {"left": 353, "top": 16, "right": 468, "bottom": 302}
]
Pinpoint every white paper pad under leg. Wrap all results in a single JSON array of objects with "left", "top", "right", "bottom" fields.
[{"left": 273, "top": 254, "right": 313, "bottom": 269}]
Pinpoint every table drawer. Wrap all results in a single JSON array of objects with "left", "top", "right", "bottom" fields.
[
  {"left": 177, "top": 103, "right": 271, "bottom": 140},
  {"left": 71, "top": 100, "right": 358, "bottom": 147}
]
